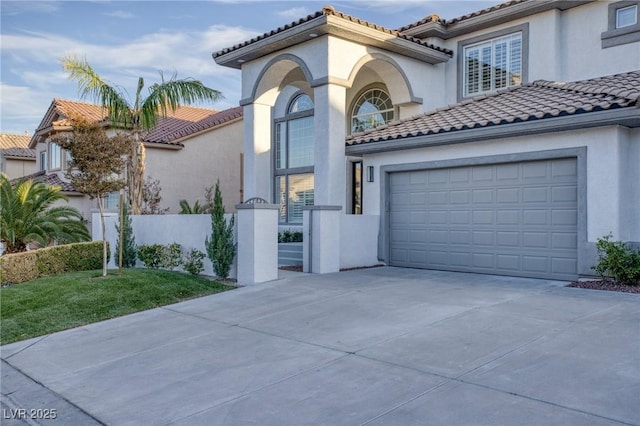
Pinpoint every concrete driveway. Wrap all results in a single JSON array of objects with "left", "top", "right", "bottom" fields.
[{"left": 2, "top": 267, "right": 639, "bottom": 426}]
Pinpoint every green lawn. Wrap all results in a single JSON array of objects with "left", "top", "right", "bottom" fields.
[{"left": 0, "top": 269, "right": 234, "bottom": 345}]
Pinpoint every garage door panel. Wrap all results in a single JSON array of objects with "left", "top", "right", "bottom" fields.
[{"left": 389, "top": 158, "right": 578, "bottom": 280}]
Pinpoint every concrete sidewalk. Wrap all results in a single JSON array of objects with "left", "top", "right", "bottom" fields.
[{"left": 2, "top": 268, "right": 639, "bottom": 425}]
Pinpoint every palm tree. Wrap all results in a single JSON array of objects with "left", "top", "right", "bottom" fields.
[
  {"left": 0, "top": 174, "right": 90, "bottom": 254},
  {"left": 61, "top": 55, "right": 223, "bottom": 214},
  {"left": 179, "top": 199, "right": 208, "bottom": 214}
]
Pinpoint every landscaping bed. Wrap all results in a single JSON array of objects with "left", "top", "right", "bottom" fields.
[{"left": 568, "top": 279, "right": 639, "bottom": 294}]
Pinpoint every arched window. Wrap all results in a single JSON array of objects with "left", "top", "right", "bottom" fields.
[
  {"left": 274, "top": 93, "right": 314, "bottom": 224},
  {"left": 351, "top": 88, "right": 394, "bottom": 133}
]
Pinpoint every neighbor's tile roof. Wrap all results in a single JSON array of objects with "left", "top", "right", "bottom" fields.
[
  {"left": 346, "top": 71, "right": 640, "bottom": 146},
  {"left": 397, "top": 0, "right": 527, "bottom": 32},
  {"left": 36, "top": 99, "right": 223, "bottom": 146},
  {"left": 143, "top": 106, "right": 242, "bottom": 144},
  {"left": 213, "top": 6, "right": 452, "bottom": 59},
  {"left": 16, "top": 171, "right": 77, "bottom": 193},
  {"left": 0, "top": 134, "right": 36, "bottom": 158}
]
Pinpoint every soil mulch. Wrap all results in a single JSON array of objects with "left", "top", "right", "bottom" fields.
[{"left": 567, "top": 279, "right": 640, "bottom": 294}]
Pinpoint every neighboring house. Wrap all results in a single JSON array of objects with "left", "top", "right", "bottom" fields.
[
  {"left": 214, "top": 0, "right": 640, "bottom": 280},
  {"left": 0, "top": 133, "right": 36, "bottom": 179},
  {"left": 27, "top": 99, "right": 243, "bottom": 231}
]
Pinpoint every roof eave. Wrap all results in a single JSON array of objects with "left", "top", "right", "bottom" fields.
[
  {"left": 402, "top": 0, "right": 593, "bottom": 40},
  {"left": 345, "top": 107, "right": 640, "bottom": 155},
  {"left": 214, "top": 15, "right": 451, "bottom": 69}
]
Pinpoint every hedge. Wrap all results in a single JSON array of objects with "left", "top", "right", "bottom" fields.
[{"left": 0, "top": 241, "right": 107, "bottom": 285}]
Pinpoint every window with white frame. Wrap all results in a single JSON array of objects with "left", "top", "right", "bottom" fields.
[
  {"left": 351, "top": 88, "right": 394, "bottom": 134},
  {"left": 463, "top": 32, "right": 522, "bottom": 97},
  {"left": 617, "top": 4, "right": 638, "bottom": 27},
  {"left": 102, "top": 192, "right": 120, "bottom": 211},
  {"left": 49, "top": 143, "right": 61, "bottom": 170},
  {"left": 274, "top": 93, "right": 314, "bottom": 224}
]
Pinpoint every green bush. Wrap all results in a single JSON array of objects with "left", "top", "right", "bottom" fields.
[
  {"left": 137, "top": 244, "right": 165, "bottom": 269},
  {"left": 137, "top": 243, "right": 183, "bottom": 270},
  {"left": 592, "top": 234, "right": 640, "bottom": 285},
  {"left": 183, "top": 249, "right": 205, "bottom": 275},
  {"left": 0, "top": 241, "right": 105, "bottom": 285},
  {"left": 278, "top": 230, "right": 303, "bottom": 243}
]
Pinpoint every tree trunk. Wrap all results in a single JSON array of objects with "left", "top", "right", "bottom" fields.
[
  {"left": 97, "top": 197, "right": 108, "bottom": 277},
  {"left": 128, "top": 134, "right": 145, "bottom": 215}
]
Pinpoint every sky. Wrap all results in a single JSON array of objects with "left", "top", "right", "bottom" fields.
[{"left": 0, "top": 0, "right": 497, "bottom": 135}]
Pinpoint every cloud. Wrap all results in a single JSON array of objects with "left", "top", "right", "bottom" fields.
[
  {"left": 0, "top": 1, "right": 60, "bottom": 17},
  {"left": 103, "top": 10, "right": 134, "bottom": 19},
  {"left": 0, "top": 83, "right": 54, "bottom": 133},
  {"left": 276, "top": 7, "right": 311, "bottom": 20}
]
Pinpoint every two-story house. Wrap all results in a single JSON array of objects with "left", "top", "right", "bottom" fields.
[
  {"left": 0, "top": 133, "right": 35, "bottom": 179},
  {"left": 214, "top": 0, "right": 640, "bottom": 280},
  {"left": 27, "top": 99, "right": 243, "bottom": 231}
]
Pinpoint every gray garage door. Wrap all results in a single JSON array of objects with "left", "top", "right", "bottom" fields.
[{"left": 388, "top": 158, "right": 578, "bottom": 280}]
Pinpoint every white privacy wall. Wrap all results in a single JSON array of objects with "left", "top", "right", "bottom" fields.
[
  {"left": 340, "top": 214, "right": 381, "bottom": 269},
  {"left": 93, "top": 213, "right": 237, "bottom": 279}
]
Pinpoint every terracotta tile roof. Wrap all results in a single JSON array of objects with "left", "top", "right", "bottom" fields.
[
  {"left": 146, "top": 106, "right": 243, "bottom": 144},
  {"left": 0, "top": 134, "right": 35, "bottom": 158},
  {"left": 15, "top": 171, "right": 77, "bottom": 193},
  {"left": 213, "top": 5, "right": 452, "bottom": 60},
  {"left": 397, "top": 0, "right": 527, "bottom": 32},
  {"left": 34, "top": 99, "right": 222, "bottom": 146},
  {"left": 346, "top": 71, "right": 640, "bottom": 146},
  {"left": 141, "top": 105, "right": 226, "bottom": 144}
]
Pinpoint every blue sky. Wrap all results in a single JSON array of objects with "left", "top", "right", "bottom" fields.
[{"left": 1, "top": 0, "right": 496, "bottom": 135}]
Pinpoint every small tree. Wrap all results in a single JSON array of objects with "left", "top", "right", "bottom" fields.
[
  {"left": 205, "top": 181, "right": 235, "bottom": 279},
  {"left": 55, "top": 116, "right": 130, "bottom": 276},
  {"left": 141, "top": 177, "right": 169, "bottom": 215},
  {"left": 115, "top": 201, "right": 136, "bottom": 268}
]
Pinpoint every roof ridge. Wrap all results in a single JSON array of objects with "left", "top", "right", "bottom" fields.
[
  {"left": 531, "top": 70, "right": 640, "bottom": 101},
  {"left": 397, "top": 0, "right": 528, "bottom": 32},
  {"left": 214, "top": 5, "right": 453, "bottom": 59}
]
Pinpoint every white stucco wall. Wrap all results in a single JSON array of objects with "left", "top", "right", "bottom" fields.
[
  {"left": 94, "top": 213, "right": 237, "bottom": 279},
  {"left": 340, "top": 214, "right": 381, "bottom": 269},
  {"left": 144, "top": 119, "right": 243, "bottom": 214},
  {"left": 1, "top": 157, "right": 35, "bottom": 180}
]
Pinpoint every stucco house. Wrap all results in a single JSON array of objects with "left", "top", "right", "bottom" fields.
[
  {"left": 27, "top": 99, "right": 243, "bottom": 231},
  {"left": 0, "top": 133, "right": 35, "bottom": 179},
  {"left": 214, "top": 0, "right": 640, "bottom": 281}
]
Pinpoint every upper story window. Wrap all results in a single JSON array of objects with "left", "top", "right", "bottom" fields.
[
  {"left": 458, "top": 24, "right": 528, "bottom": 100},
  {"left": 49, "top": 142, "right": 61, "bottom": 170},
  {"left": 39, "top": 151, "right": 46, "bottom": 171},
  {"left": 274, "top": 93, "right": 314, "bottom": 224},
  {"left": 463, "top": 33, "right": 522, "bottom": 97},
  {"left": 603, "top": 1, "right": 640, "bottom": 48},
  {"left": 617, "top": 4, "right": 638, "bottom": 27},
  {"left": 351, "top": 88, "right": 394, "bottom": 134}
]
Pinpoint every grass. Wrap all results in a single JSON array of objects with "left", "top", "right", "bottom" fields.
[{"left": 0, "top": 269, "right": 234, "bottom": 345}]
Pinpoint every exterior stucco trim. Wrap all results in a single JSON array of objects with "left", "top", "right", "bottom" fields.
[
  {"left": 247, "top": 53, "right": 315, "bottom": 105},
  {"left": 378, "top": 147, "right": 588, "bottom": 278}
]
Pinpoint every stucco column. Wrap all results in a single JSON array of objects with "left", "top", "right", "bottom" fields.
[
  {"left": 303, "top": 206, "right": 342, "bottom": 274},
  {"left": 313, "top": 83, "right": 347, "bottom": 206},
  {"left": 236, "top": 202, "right": 279, "bottom": 284},
  {"left": 242, "top": 102, "right": 272, "bottom": 201}
]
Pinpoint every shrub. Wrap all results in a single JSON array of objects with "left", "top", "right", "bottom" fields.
[
  {"left": 115, "top": 201, "right": 137, "bottom": 268},
  {"left": 205, "top": 181, "right": 235, "bottom": 279},
  {"left": 183, "top": 249, "right": 205, "bottom": 275},
  {"left": 137, "top": 244, "right": 165, "bottom": 269},
  {"left": 278, "top": 229, "right": 303, "bottom": 243},
  {"left": 137, "top": 243, "right": 183, "bottom": 270},
  {"left": 592, "top": 234, "right": 640, "bottom": 285},
  {"left": 0, "top": 241, "right": 105, "bottom": 285}
]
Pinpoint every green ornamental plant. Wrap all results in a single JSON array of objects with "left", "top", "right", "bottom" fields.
[
  {"left": 115, "top": 201, "right": 137, "bottom": 268},
  {"left": 183, "top": 249, "right": 205, "bottom": 275},
  {"left": 205, "top": 181, "right": 235, "bottom": 279},
  {"left": 137, "top": 243, "right": 183, "bottom": 270},
  {"left": 592, "top": 234, "right": 640, "bottom": 285}
]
